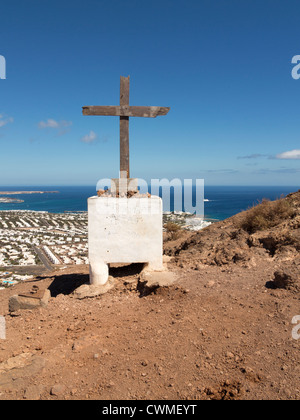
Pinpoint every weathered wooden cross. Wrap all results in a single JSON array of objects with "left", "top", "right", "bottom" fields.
[{"left": 82, "top": 76, "right": 170, "bottom": 180}]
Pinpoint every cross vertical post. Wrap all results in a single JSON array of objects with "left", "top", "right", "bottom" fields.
[
  {"left": 120, "top": 76, "right": 130, "bottom": 179},
  {"left": 82, "top": 75, "right": 170, "bottom": 189}
]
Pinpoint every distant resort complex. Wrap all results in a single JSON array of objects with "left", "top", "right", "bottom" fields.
[
  {"left": 0, "top": 191, "right": 59, "bottom": 195},
  {"left": 0, "top": 211, "right": 88, "bottom": 287}
]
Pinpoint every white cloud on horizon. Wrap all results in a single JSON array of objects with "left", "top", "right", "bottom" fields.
[
  {"left": 38, "top": 118, "right": 72, "bottom": 136},
  {"left": 252, "top": 167, "right": 300, "bottom": 174},
  {"left": 237, "top": 153, "right": 267, "bottom": 159},
  {"left": 275, "top": 149, "right": 300, "bottom": 160},
  {"left": 80, "top": 130, "right": 97, "bottom": 144},
  {"left": 38, "top": 119, "right": 72, "bottom": 129},
  {"left": 0, "top": 115, "right": 13, "bottom": 128},
  {"left": 203, "top": 168, "right": 239, "bottom": 174}
]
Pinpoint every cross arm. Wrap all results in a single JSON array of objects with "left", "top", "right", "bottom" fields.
[{"left": 82, "top": 105, "right": 170, "bottom": 118}]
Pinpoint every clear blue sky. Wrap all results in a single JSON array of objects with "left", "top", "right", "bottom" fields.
[{"left": 0, "top": 0, "right": 300, "bottom": 186}]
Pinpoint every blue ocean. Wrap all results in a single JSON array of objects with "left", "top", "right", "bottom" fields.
[{"left": 0, "top": 186, "right": 298, "bottom": 221}]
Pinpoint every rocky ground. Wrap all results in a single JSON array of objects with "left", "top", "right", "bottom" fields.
[{"left": 0, "top": 192, "right": 299, "bottom": 400}]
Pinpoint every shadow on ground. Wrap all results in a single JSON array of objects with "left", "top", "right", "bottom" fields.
[
  {"left": 48, "top": 274, "right": 89, "bottom": 297},
  {"left": 109, "top": 263, "right": 145, "bottom": 278},
  {"left": 34, "top": 263, "right": 145, "bottom": 297}
]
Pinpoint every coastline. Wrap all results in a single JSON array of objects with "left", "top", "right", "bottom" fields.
[
  {"left": 0, "top": 198, "right": 24, "bottom": 203},
  {"left": 0, "top": 191, "right": 59, "bottom": 195}
]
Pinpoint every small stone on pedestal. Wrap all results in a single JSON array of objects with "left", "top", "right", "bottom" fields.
[{"left": 111, "top": 178, "right": 138, "bottom": 195}]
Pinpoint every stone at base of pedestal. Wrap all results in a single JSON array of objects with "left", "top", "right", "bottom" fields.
[
  {"left": 140, "top": 264, "right": 178, "bottom": 288},
  {"left": 72, "top": 276, "right": 115, "bottom": 299},
  {"left": 9, "top": 289, "right": 51, "bottom": 312}
]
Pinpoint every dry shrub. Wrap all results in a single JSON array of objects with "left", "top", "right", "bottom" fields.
[
  {"left": 240, "top": 198, "right": 295, "bottom": 233},
  {"left": 164, "top": 221, "right": 182, "bottom": 240}
]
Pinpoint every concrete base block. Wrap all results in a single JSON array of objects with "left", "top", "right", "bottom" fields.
[
  {"left": 140, "top": 266, "right": 178, "bottom": 289},
  {"left": 9, "top": 289, "right": 50, "bottom": 312},
  {"left": 88, "top": 195, "right": 163, "bottom": 286}
]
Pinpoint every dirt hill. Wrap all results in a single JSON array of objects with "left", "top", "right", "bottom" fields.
[
  {"left": 165, "top": 190, "right": 300, "bottom": 275},
  {"left": 0, "top": 192, "right": 299, "bottom": 400}
]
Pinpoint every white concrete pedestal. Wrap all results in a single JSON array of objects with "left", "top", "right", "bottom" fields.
[{"left": 88, "top": 196, "right": 163, "bottom": 285}]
